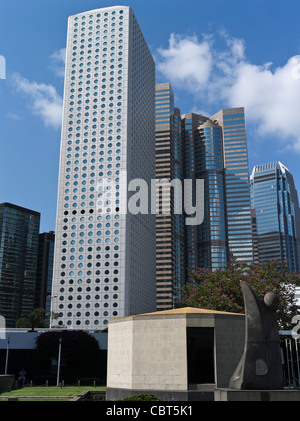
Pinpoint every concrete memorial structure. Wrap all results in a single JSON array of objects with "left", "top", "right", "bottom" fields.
[{"left": 106, "top": 307, "right": 245, "bottom": 401}]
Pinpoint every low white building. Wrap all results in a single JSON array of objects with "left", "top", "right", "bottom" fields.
[{"left": 106, "top": 307, "right": 245, "bottom": 401}]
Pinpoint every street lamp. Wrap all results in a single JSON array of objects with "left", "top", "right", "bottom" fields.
[
  {"left": 56, "top": 337, "right": 62, "bottom": 387},
  {"left": 4, "top": 337, "right": 10, "bottom": 375}
]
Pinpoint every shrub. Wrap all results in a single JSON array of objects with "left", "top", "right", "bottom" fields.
[
  {"left": 118, "top": 394, "right": 163, "bottom": 401},
  {"left": 35, "top": 330, "right": 100, "bottom": 382}
]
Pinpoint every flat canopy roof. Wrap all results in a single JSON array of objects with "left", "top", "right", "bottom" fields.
[
  {"left": 141, "top": 307, "right": 244, "bottom": 317},
  {"left": 111, "top": 307, "right": 244, "bottom": 322}
]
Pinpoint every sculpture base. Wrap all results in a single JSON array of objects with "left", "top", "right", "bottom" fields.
[{"left": 215, "top": 388, "right": 300, "bottom": 401}]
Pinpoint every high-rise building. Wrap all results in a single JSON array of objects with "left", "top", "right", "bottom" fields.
[
  {"left": 51, "top": 6, "right": 156, "bottom": 329},
  {"left": 180, "top": 107, "right": 253, "bottom": 277},
  {"left": 155, "top": 83, "right": 184, "bottom": 310},
  {"left": 155, "top": 99, "right": 246, "bottom": 307},
  {"left": 251, "top": 162, "right": 300, "bottom": 272},
  {"left": 0, "top": 203, "right": 40, "bottom": 327},
  {"left": 251, "top": 209, "right": 259, "bottom": 263},
  {"left": 210, "top": 107, "right": 253, "bottom": 265},
  {"left": 35, "top": 231, "right": 55, "bottom": 314},
  {"left": 195, "top": 119, "right": 228, "bottom": 270},
  {"left": 181, "top": 113, "right": 209, "bottom": 278}
]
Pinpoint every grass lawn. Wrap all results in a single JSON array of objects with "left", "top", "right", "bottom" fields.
[{"left": 0, "top": 386, "right": 106, "bottom": 398}]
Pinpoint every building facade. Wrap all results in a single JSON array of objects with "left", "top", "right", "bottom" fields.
[
  {"left": 0, "top": 203, "right": 40, "bottom": 327},
  {"left": 210, "top": 108, "right": 253, "bottom": 265},
  {"left": 153, "top": 102, "right": 254, "bottom": 306},
  {"left": 155, "top": 83, "right": 185, "bottom": 310},
  {"left": 181, "top": 113, "right": 208, "bottom": 279},
  {"left": 180, "top": 107, "right": 253, "bottom": 278},
  {"left": 251, "top": 162, "right": 300, "bottom": 272},
  {"left": 195, "top": 119, "right": 228, "bottom": 270},
  {"left": 51, "top": 6, "right": 156, "bottom": 329},
  {"left": 35, "top": 231, "right": 55, "bottom": 314}
]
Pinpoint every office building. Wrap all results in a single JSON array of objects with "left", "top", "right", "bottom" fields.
[
  {"left": 180, "top": 107, "right": 253, "bottom": 277},
  {"left": 0, "top": 203, "right": 40, "bottom": 327},
  {"left": 35, "top": 231, "right": 55, "bottom": 314},
  {"left": 51, "top": 6, "right": 156, "bottom": 329},
  {"left": 155, "top": 82, "right": 184, "bottom": 310},
  {"left": 210, "top": 108, "right": 253, "bottom": 264},
  {"left": 181, "top": 113, "right": 209, "bottom": 278},
  {"left": 195, "top": 118, "right": 228, "bottom": 270},
  {"left": 251, "top": 209, "right": 259, "bottom": 263},
  {"left": 251, "top": 162, "right": 300, "bottom": 271},
  {"left": 154, "top": 103, "right": 254, "bottom": 298}
]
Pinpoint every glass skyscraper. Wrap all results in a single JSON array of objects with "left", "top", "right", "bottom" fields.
[
  {"left": 0, "top": 203, "right": 40, "bottom": 327},
  {"left": 180, "top": 107, "right": 253, "bottom": 278},
  {"left": 211, "top": 108, "right": 254, "bottom": 264},
  {"left": 195, "top": 119, "right": 228, "bottom": 270},
  {"left": 251, "top": 162, "right": 300, "bottom": 272},
  {"left": 154, "top": 95, "right": 248, "bottom": 306},
  {"left": 51, "top": 6, "right": 156, "bottom": 329},
  {"left": 181, "top": 113, "right": 209, "bottom": 278}
]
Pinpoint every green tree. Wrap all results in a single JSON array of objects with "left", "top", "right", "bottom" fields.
[
  {"left": 16, "top": 308, "right": 47, "bottom": 330},
  {"left": 35, "top": 330, "right": 100, "bottom": 383},
  {"left": 179, "top": 260, "right": 300, "bottom": 329},
  {"left": 16, "top": 318, "right": 31, "bottom": 328}
]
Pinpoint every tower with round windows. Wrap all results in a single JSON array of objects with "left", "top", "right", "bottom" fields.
[{"left": 50, "top": 6, "right": 156, "bottom": 329}]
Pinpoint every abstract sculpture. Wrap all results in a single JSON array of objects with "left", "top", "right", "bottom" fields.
[{"left": 230, "top": 281, "right": 283, "bottom": 390}]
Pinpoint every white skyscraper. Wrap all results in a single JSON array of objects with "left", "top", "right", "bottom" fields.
[{"left": 51, "top": 6, "right": 156, "bottom": 329}]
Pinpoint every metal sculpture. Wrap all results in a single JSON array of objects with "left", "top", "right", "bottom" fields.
[{"left": 230, "top": 281, "right": 283, "bottom": 390}]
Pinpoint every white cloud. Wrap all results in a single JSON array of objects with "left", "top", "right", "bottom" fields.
[
  {"left": 12, "top": 73, "right": 63, "bottom": 130},
  {"left": 156, "top": 33, "right": 213, "bottom": 92},
  {"left": 50, "top": 48, "right": 66, "bottom": 78},
  {"left": 156, "top": 33, "right": 300, "bottom": 151},
  {"left": 224, "top": 58, "right": 300, "bottom": 151}
]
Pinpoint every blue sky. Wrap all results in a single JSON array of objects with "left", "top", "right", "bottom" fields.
[{"left": 1, "top": 0, "right": 300, "bottom": 232}]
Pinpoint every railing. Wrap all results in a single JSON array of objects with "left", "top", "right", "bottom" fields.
[{"left": 281, "top": 334, "right": 300, "bottom": 389}]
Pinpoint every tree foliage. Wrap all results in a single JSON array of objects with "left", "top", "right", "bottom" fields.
[
  {"left": 35, "top": 330, "right": 100, "bottom": 364},
  {"left": 35, "top": 330, "right": 100, "bottom": 382},
  {"left": 179, "top": 260, "right": 300, "bottom": 329},
  {"left": 16, "top": 308, "right": 48, "bottom": 330}
]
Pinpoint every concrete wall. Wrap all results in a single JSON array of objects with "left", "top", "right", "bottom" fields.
[
  {"left": 132, "top": 316, "right": 187, "bottom": 391},
  {"left": 107, "top": 315, "right": 188, "bottom": 391},
  {"left": 214, "top": 315, "right": 245, "bottom": 388},
  {"left": 106, "top": 318, "right": 134, "bottom": 389}
]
